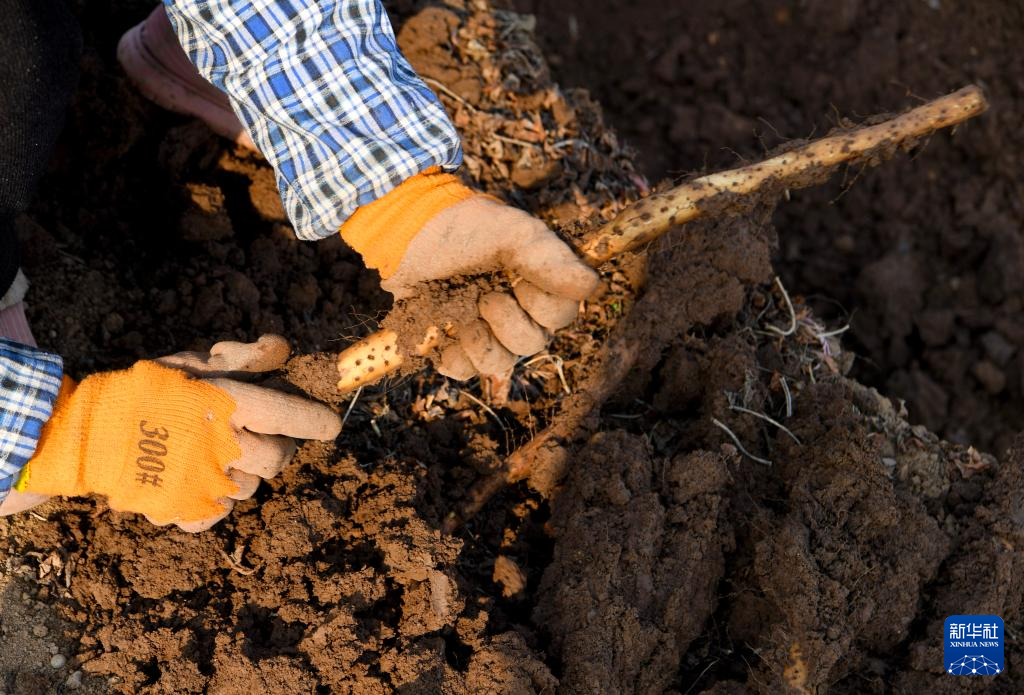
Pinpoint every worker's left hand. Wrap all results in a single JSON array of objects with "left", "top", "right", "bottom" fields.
[{"left": 14, "top": 336, "right": 340, "bottom": 532}]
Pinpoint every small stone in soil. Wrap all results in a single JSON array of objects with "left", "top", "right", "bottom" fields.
[{"left": 50, "top": 654, "right": 66, "bottom": 668}]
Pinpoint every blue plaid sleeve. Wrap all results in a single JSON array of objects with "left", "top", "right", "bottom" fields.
[
  {"left": 164, "top": 0, "right": 464, "bottom": 241},
  {"left": 0, "top": 339, "right": 63, "bottom": 502}
]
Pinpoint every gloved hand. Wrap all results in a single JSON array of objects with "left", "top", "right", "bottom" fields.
[
  {"left": 340, "top": 169, "right": 600, "bottom": 381},
  {"left": 16, "top": 335, "right": 340, "bottom": 531}
]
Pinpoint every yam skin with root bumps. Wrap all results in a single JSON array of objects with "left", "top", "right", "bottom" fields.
[{"left": 337, "top": 85, "right": 987, "bottom": 395}]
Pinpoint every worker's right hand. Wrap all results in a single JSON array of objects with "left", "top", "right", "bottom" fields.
[
  {"left": 16, "top": 335, "right": 340, "bottom": 532},
  {"left": 340, "top": 169, "right": 599, "bottom": 382}
]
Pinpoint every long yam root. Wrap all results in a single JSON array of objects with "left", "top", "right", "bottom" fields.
[
  {"left": 576, "top": 84, "right": 987, "bottom": 264},
  {"left": 337, "top": 326, "right": 439, "bottom": 392},
  {"left": 337, "top": 330, "right": 402, "bottom": 391},
  {"left": 337, "top": 85, "right": 987, "bottom": 396}
]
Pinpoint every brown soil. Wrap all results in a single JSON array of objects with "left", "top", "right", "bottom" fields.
[{"left": 2, "top": 0, "right": 1023, "bottom": 693}]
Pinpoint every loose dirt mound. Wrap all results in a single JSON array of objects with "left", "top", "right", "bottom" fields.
[
  {"left": 1, "top": 1, "right": 1023, "bottom": 694},
  {"left": 535, "top": 434, "right": 734, "bottom": 694}
]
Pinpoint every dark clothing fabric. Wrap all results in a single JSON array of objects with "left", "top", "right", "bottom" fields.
[
  {"left": 0, "top": 217, "right": 17, "bottom": 296},
  {"left": 0, "top": 0, "right": 81, "bottom": 297}
]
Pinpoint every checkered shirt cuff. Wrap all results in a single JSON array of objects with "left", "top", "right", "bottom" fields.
[
  {"left": 0, "top": 339, "right": 63, "bottom": 502},
  {"left": 165, "top": 0, "right": 464, "bottom": 241}
]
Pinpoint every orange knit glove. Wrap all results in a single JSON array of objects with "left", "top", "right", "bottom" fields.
[
  {"left": 16, "top": 336, "right": 341, "bottom": 530},
  {"left": 340, "top": 167, "right": 477, "bottom": 279},
  {"left": 340, "top": 169, "right": 600, "bottom": 385}
]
